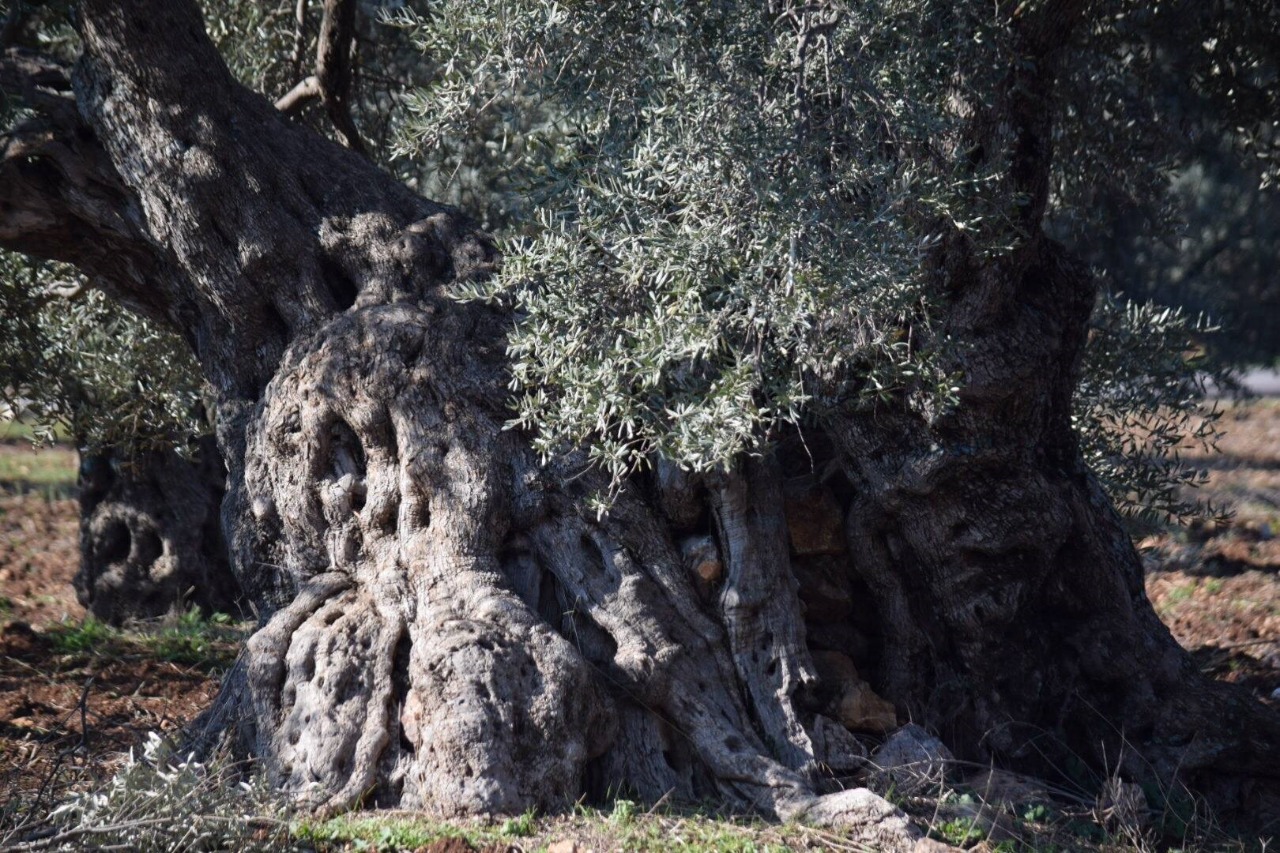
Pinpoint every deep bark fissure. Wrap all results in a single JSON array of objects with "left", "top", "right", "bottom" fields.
[{"left": 0, "top": 0, "right": 1275, "bottom": 836}]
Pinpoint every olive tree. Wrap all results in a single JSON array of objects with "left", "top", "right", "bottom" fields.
[
  {"left": 0, "top": 0, "right": 421, "bottom": 622},
  {"left": 1, "top": 0, "right": 1277, "bottom": 839}
]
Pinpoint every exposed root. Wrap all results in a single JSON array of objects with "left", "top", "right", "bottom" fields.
[{"left": 528, "top": 476, "right": 819, "bottom": 817}]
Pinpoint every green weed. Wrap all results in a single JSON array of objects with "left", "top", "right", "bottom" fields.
[
  {"left": 499, "top": 808, "right": 537, "bottom": 837},
  {"left": 44, "top": 609, "right": 247, "bottom": 670},
  {"left": 47, "top": 615, "right": 114, "bottom": 654}
]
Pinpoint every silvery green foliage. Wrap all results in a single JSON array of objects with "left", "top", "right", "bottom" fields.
[
  {"left": 1074, "top": 293, "right": 1229, "bottom": 527},
  {"left": 393, "top": 0, "right": 1244, "bottom": 523},
  {"left": 393, "top": 1, "right": 1032, "bottom": 498},
  {"left": 206, "top": 0, "right": 435, "bottom": 181},
  {"left": 204, "top": 0, "right": 298, "bottom": 97},
  {"left": 41, "top": 733, "right": 288, "bottom": 852},
  {"left": 0, "top": 253, "right": 205, "bottom": 452}
]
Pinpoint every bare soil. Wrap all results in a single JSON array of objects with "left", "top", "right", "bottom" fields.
[
  {"left": 0, "top": 404, "right": 1277, "bottom": 833},
  {"left": 0, "top": 445, "right": 231, "bottom": 830},
  {"left": 1141, "top": 399, "right": 1280, "bottom": 708}
]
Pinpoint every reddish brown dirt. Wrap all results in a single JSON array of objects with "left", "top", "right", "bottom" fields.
[
  {"left": 0, "top": 446, "right": 228, "bottom": 832},
  {"left": 0, "top": 492, "right": 81, "bottom": 631}
]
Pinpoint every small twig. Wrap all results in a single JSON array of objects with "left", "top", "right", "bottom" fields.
[
  {"left": 289, "top": 0, "right": 309, "bottom": 78},
  {"left": 76, "top": 677, "right": 92, "bottom": 752}
]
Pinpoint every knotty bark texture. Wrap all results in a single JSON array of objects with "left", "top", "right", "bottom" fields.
[{"left": 0, "top": 0, "right": 1277, "bottom": 836}]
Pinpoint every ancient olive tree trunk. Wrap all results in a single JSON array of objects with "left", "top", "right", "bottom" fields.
[
  {"left": 76, "top": 435, "right": 240, "bottom": 623},
  {"left": 0, "top": 0, "right": 1276, "bottom": 835}
]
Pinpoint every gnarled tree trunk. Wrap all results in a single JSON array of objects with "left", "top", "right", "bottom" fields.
[
  {"left": 1, "top": 0, "right": 1277, "bottom": 837},
  {"left": 76, "top": 435, "right": 241, "bottom": 623}
]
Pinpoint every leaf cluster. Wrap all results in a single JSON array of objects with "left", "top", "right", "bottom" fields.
[
  {"left": 0, "top": 253, "right": 206, "bottom": 455},
  {"left": 1074, "top": 294, "right": 1231, "bottom": 528},
  {"left": 397, "top": 0, "right": 1030, "bottom": 497}
]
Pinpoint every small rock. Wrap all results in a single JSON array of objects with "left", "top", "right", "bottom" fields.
[
  {"left": 964, "top": 769, "right": 1051, "bottom": 806},
  {"left": 809, "top": 713, "right": 868, "bottom": 772},
  {"left": 784, "top": 484, "right": 846, "bottom": 555},
  {"left": 811, "top": 649, "right": 861, "bottom": 683},
  {"left": 787, "top": 788, "right": 923, "bottom": 850},
  {"left": 837, "top": 681, "right": 898, "bottom": 734},
  {"left": 912, "top": 840, "right": 955, "bottom": 853},
  {"left": 546, "top": 841, "right": 582, "bottom": 853},
  {"left": 869, "top": 724, "right": 954, "bottom": 794},
  {"left": 810, "top": 651, "right": 898, "bottom": 733}
]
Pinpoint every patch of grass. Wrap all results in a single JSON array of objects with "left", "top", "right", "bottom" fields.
[
  {"left": 931, "top": 815, "right": 986, "bottom": 847},
  {"left": 0, "top": 443, "right": 77, "bottom": 495},
  {"left": 0, "top": 417, "right": 75, "bottom": 442},
  {"left": 571, "top": 806, "right": 799, "bottom": 852},
  {"left": 47, "top": 615, "right": 115, "bottom": 654},
  {"left": 147, "top": 608, "right": 242, "bottom": 666},
  {"left": 293, "top": 814, "right": 496, "bottom": 851},
  {"left": 1164, "top": 582, "right": 1197, "bottom": 606},
  {"left": 296, "top": 807, "right": 806, "bottom": 853},
  {"left": 44, "top": 609, "right": 248, "bottom": 670},
  {"left": 499, "top": 807, "right": 538, "bottom": 837}
]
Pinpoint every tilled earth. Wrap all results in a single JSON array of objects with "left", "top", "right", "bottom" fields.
[{"left": 0, "top": 404, "right": 1277, "bottom": 832}]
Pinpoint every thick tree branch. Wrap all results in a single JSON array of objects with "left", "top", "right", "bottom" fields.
[
  {"left": 274, "top": 73, "right": 320, "bottom": 115},
  {"left": 0, "top": 49, "right": 178, "bottom": 326},
  {"left": 315, "top": 0, "right": 364, "bottom": 155},
  {"left": 274, "top": 0, "right": 366, "bottom": 155}
]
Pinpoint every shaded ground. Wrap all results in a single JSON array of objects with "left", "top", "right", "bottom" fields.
[
  {"left": 0, "top": 403, "right": 1277, "bottom": 846},
  {"left": 1141, "top": 399, "right": 1280, "bottom": 708}
]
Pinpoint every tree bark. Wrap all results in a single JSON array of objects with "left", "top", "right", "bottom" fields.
[
  {"left": 76, "top": 436, "right": 240, "bottom": 623},
  {"left": 1, "top": 0, "right": 1277, "bottom": 833}
]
